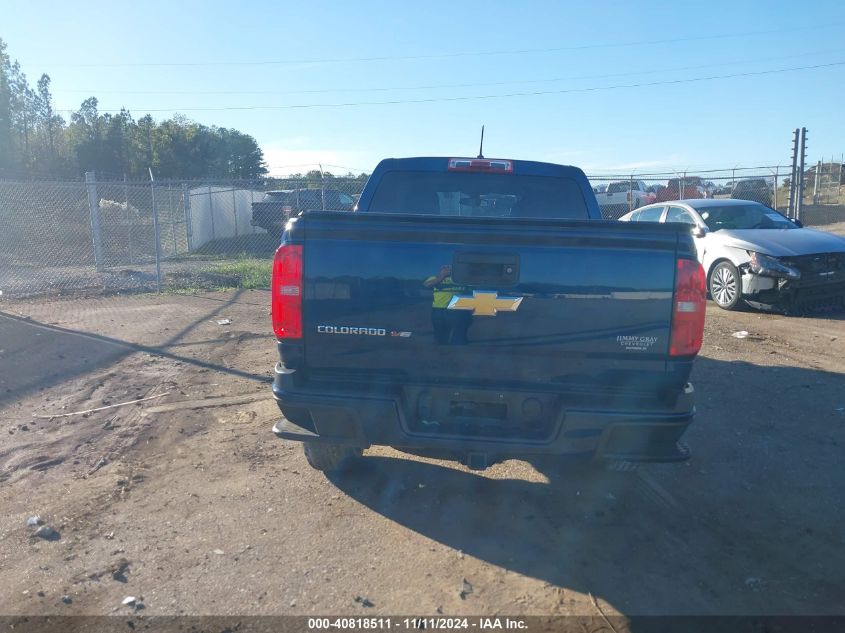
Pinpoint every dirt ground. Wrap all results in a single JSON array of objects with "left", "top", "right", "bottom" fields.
[{"left": 0, "top": 289, "right": 843, "bottom": 618}]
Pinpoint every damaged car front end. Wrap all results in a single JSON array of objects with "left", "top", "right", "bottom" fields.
[{"left": 741, "top": 250, "right": 845, "bottom": 312}]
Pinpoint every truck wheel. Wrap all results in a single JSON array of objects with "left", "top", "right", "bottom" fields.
[
  {"left": 709, "top": 261, "right": 743, "bottom": 310},
  {"left": 302, "top": 442, "right": 363, "bottom": 473}
]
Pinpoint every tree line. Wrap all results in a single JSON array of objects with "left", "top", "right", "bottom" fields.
[
  {"left": 0, "top": 37, "right": 268, "bottom": 180},
  {"left": 268, "top": 170, "right": 371, "bottom": 192}
]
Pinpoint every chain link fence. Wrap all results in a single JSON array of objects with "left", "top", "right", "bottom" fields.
[
  {"left": 590, "top": 164, "right": 845, "bottom": 222},
  {"left": 0, "top": 172, "right": 368, "bottom": 299},
  {"left": 2, "top": 163, "right": 844, "bottom": 300}
]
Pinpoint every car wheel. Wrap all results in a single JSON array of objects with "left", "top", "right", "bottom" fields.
[
  {"left": 303, "top": 442, "right": 363, "bottom": 474},
  {"left": 709, "top": 261, "right": 743, "bottom": 310}
]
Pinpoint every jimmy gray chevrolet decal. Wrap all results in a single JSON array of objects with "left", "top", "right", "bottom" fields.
[{"left": 617, "top": 335, "right": 658, "bottom": 351}]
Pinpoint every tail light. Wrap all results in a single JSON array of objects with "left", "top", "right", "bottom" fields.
[
  {"left": 669, "top": 258, "right": 706, "bottom": 356},
  {"left": 627, "top": 192, "right": 632, "bottom": 202},
  {"left": 271, "top": 244, "right": 303, "bottom": 339}
]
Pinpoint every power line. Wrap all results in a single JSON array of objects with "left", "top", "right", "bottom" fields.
[
  {"left": 51, "top": 47, "right": 845, "bottom": 97},
  {"left": 54, "top": 60, "right": 845, "bottom": 114},
  {"left": 48, "top": 23, "right": 841, "bottom": 68},
  {"left": 322, "top": 164, "right": 371, "bottom": 173}
]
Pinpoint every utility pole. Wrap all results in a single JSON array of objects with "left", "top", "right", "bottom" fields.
[
  {"left": 796, "top": 127, "right": 807, "bottom": 220},
  {"left": 788, "top": 128, "right": 800, "bottom": 217}
]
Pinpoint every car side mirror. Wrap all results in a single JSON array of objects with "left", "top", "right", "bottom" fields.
[
  {"left": 692, "top": 226, "right": 707, "bottom": 238},
  {"left": 790, "top": 218, "right": 803, "bottom": 228}
]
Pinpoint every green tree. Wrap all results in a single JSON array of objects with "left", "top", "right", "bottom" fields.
[
  {"left": 69, "top": 97, "right": 105, "bottom": 173},
  {"left": 129, "top": 114, "right": 155, "bottom": 177},
  {"left": 36, "top": 73, "right": 55, "bottom": 168},
  {"left": 0, "top": 38, "right": 13, "bottom": 173},
  {"left": 0, "top": 38, "right": 270, "bottom": 180},
  {"left": 8, "top": 60, "right": 39, "bottom": 171},
  {"left": 104, "top": 108, "right": 133, "bottom": 176}
]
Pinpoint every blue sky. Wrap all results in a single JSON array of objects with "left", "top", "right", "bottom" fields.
[{"left": 4, "top": 0, "right": 845, "bottom": 176}]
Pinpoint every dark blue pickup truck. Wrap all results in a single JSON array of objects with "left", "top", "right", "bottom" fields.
[{"left": 270, "top": 157, "right": 706, "bottom": 473}]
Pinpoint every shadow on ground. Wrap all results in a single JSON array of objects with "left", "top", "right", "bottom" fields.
[
  {"left": 0, "top": 290, "right": 268, "bottom": 406},
  {"left": 328, "top": 355, "right": 845, "bottom": 616}
]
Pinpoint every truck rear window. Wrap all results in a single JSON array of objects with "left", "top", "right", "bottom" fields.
[{"left": 366, "top": 171, "right": 589, "bottom": 219}]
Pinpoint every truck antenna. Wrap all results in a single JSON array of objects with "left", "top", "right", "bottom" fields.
[{"left": 477, "top": 125, "right": 485, "bottom": 159}]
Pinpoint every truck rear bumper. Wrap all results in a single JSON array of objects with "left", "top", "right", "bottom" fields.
[{"left": 271, "top": 365, "right": 695, "bottom": 464}]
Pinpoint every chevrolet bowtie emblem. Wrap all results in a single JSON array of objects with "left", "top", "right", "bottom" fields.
[{"left": 447, "top": 291, "right": 523, "bottom": 317}]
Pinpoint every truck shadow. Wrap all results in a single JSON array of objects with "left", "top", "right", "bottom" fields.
[
  {"left": 0, "top": 290, "right": 268, "bottom": 406},
  {"left": 329, "top": 355, "right": 845, "bottom": 615}
]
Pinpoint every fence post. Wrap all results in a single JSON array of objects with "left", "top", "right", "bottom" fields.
[
  {"left": 773, "top": 166, "right": 779, "bottom": 209},
  {"left": 208, "top": 185, "right": 216, "bottom": 240},
  {"left": 183, "top": 184, "right": 193, "bottom": 251},
  {"left": 629, "top": 174, "right": 634, "bottom": 213},
  {"left": 680, "top": 171, "right": 685, "bottom": 201},
  {"left": 149, "top": 169, "right": 162, "bottom": 292},
  {"left": 319, "top": 163, "right": 326, "bottom": 210},
  {"left": 232, "top": 186, "right": 239, "bottom": 237},
  {"left": 168, "top": 185, "right": 178, "bottom": 255},
  {"left": 250, "top": 189, "right": 257, "bottom": 234},
  {"left": 85, "top": 171, "right": 104, "bottom": 272},
  {"left": 124, "top": 174, "right": 133, "bottom": 265}
]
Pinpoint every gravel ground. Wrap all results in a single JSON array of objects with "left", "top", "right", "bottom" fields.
[
  {"left": 0, "top": 290, "right": 843, "bottom": 618},
  {"left": 0, "top": 259, "right": 255, "bottom": 299}
]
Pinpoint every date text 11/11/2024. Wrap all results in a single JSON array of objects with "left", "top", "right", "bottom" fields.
[{"left": 307, "top": 618, "right": 529, "bottom": 630}]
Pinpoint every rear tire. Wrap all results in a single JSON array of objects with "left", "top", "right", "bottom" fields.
[
  {"left": 303, "top": 442, "right": 362, "bottom": 474},
  {"left": 709, "top": 261, "right": 743, "bottom": 311}
]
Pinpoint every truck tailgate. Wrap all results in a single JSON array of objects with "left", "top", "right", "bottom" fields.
[{"left": 299, "top": 213, "right": 689, "bottom": 391}]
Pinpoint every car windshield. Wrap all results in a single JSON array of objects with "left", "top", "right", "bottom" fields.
[
  {"left": 735, "top": 180, "right": 767, "bottom": 191},
  {"left": 666, "top": 177, "right": 701, "bottom": 188},
  {"left": 367, "top": 171, "right": 589, "bottom": 219},
  {"left": 263, "top": 191, "right": 291, "bottom": 201},
  {"left": 698, "top": 204, "right": 797, "bottom": 231}
]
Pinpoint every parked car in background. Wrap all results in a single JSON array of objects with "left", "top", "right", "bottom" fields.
[
  {"left": 597, "top": 180, "right": 649, "bottom": 210},
  {"left": 618, "top": 199, "right": 845, "bottom": 312},
  {"left": 251, "top": 188, "right": 355, "bottom": 234},
  {"left": 731, "top": 178, "right": 772, "bottom": 206},
  {"left": 593, "top": 183, "right": 607, "bottom": 193},
  {"left": 646, "top": 184, "right": 664, "bottom": 204},
  {"left": 656, "top": 177, "right": 704, "bottom": 202}
]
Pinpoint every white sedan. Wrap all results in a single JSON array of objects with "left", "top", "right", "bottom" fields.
[{"left": 618, "top": 199, "right": 845, "bottom": 312}]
